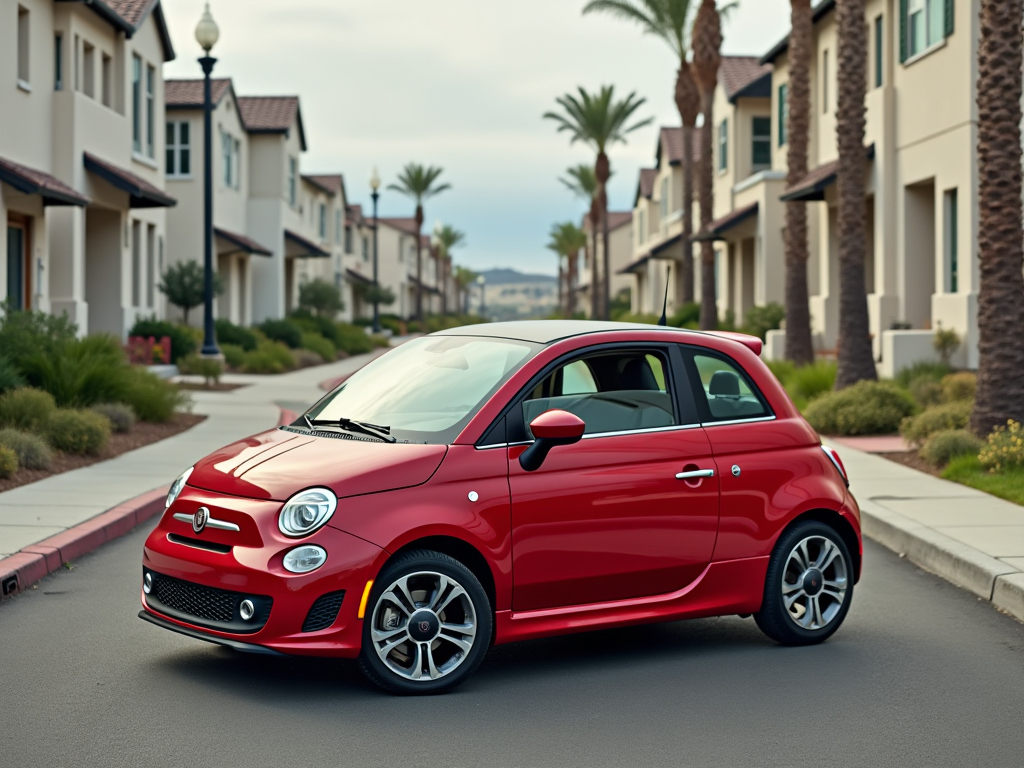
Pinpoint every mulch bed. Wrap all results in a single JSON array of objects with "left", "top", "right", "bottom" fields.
[
  {"left": 0, "top": 413, "right": 207, "bottom": 494},
  {"left": 176, "top": 382, "right": 248, "bottom": 392},
  {"left": 876, "top": 450, "right": 944, "bottom": 478}
]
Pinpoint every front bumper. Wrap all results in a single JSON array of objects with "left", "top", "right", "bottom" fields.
[{"left": 140, "top": 486, "right": 386, "bottom": 658}]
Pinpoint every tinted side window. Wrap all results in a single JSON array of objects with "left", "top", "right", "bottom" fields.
[
  {"left": 521, "top": 350, "right": 677, "bottom": 437},
  {"left": 689, "top": 352, "right": 771, "bottom": 423}
]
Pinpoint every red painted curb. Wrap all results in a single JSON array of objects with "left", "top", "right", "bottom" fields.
[{"left": 0, "top": 486, "right": 168, "bottom": 601}]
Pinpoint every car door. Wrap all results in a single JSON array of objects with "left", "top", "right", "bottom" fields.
[{"left": 507, "top": 344, "right": 720, "bottom": 612}]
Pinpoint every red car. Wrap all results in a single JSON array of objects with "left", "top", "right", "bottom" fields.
[{"left": 140, "top": 321, "right": 861, "bottom": 694}]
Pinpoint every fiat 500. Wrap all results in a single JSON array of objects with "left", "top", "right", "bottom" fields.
[{"left": 140, "top": 321, "right": 861, "bottom": 694}]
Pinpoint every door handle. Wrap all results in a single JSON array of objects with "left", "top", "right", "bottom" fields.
[{"left": 676, "top": 469, "right": 715, "bottom": 480}]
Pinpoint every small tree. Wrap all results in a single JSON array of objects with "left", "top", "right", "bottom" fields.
[
  {"left": 158, "top": 261, "right": 223, "bottom": 325},
  {"left": 933, "top": 323, "right": 961, "bottom": 366},
  {"left": 298, "top": 278, "right": 344, "bottom": 317},
  {"left": 352, "top": 281, "right": 396, "bottom": 308}
]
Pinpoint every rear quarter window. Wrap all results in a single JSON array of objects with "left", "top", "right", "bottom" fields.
[{"left": 688, "top": 351, "right": 772, "bottom": 423}]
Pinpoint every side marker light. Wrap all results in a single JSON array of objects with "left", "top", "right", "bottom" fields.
[{"left": 357, "top": 580, "right": 374, "bottom": 619}]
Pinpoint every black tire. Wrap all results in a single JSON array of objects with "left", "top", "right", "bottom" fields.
[
  {"left": 358, "top": 549, "right": 492, "bottom": 695},
  {"left": 754, "top": 520, "right": 854, "bottom": 646}
]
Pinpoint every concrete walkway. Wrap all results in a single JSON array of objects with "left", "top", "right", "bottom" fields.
[
  {"left": 837, "top": 442, "right": 1024, "bottom": 621},
  {"left": 0, "top": 352, "right": 379, "bottom": 559}
]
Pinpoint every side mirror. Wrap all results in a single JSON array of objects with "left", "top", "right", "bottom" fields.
[{"left": 519, "top": 409, "right": 585, "bottom": 472}]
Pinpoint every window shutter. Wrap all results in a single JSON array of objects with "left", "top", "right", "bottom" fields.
[
  {"left": 944, "top": 0, "right": 954, "bottom": 37},
  {"left": 899, "top": 0, "right": 908, "bottom": 62}
]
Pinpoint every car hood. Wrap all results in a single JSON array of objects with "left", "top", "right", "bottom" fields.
[{"left": 187, "top": 428, "right": 448, "bottom": 502}]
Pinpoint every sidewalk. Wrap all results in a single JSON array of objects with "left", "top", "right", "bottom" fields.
[{"left": 835, "top": 442, "right": 1024, "bottom": 622}]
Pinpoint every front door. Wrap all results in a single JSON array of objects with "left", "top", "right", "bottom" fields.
[
  {"left": 6, "top": 223, "right": 26, "bottom": 310},
  {"left": 508, "top": 345, "right": 720, "bottom": 612}
]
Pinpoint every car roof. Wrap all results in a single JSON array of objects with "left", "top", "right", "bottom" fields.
[{"left": 433, "top": 320, "right": 689, "bottom": 345}]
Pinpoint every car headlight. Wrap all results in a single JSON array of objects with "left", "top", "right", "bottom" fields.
[
  {"left": 283, "top": 545, "right": 328, "bottom": 573},
  {"left": 278, "top": 487, "right": 337, "bottom": 537},
  {"left": 166, "top": 467, "right": 194, "bottom": 509}
]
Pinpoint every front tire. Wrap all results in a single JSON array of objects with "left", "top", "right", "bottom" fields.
[
  {"left": 754, "top": 520, "right": 853, "bottom": 646},
  {"left": 358, "top": 550, "right": 492, "bottom": 695}
]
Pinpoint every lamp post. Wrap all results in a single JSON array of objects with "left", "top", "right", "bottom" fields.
[
  {"left": 369, "top": 166, "right": 381, "bottom": 333},
  {"left": 476, "top": 274, "right": 486, "bottom": 319},
  {"left": 195, "top": 3, "right": 220, "bottom": 357}
]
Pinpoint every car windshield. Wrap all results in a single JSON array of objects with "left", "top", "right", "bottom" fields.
[{"left": 305, "top": 335, "right": 538, "bottom": 444}]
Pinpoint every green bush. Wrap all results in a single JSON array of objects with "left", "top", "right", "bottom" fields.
[
  {"left": 90, "top": 403, "right": 135, "bottom": 434},
  {"left": 0, "top": 303, "right": 77, "bottom": 370},
  {"left": 764, "top": 360, "right": 797, "bottom": 388},
  {"left": 214, "top": 319, "right": 258, "bottom": 351},
  {"left": 335, "top": 323, "right": 374, "bottom": 355},
  {"left": 0, "top": 388, "right": 56, "bottom": 431},
  {"left": 920, "top": 429, "right": 982, "bottom": 467},
  {"left": 242, "top": 341, "right": 296, "bottom": 374},
  {"left": 293, "top": 349, "right": 325, "bottom": 368},
  {"left": 258, "top": 319, "right": 303, "bottom": 349},
  {"left": 741, "top": 302, "right": 786, "bottom": 341},
  {"left": 0, "top": 428, "right": 54, "bottom": 470},
  {"left": 788, "top": 361, "right": 837, "bottom": 404},
  {"left": 129, "top": 317, "right": 197, "bottom": 364},
  {"left": 45, "top": 409, "right": 110, "bottom": 455},
  {"left": 895, "top": 360, "right": 952, "bottom": 389},
  {"left": 0, "top": 446, "right": 17, "bottom": 478},
  {"left": 0, "top": 356, "right": 25, "bottom": 394},
  {"left": 669, "top": 303, "right": 701, "bottom": 328},
  {"left": 19, "top": 334, "right": 133, "bottom": 408},
  {"left": 220, "top": 343, "right": 247, "bottom": 369},
  {"left": 120, "top": 368, "right": 190, "bottom": 423},
  {"left": 941, "top": 372, "right": 976, "bottom": 403},
  {"left": 291, "top": 311, "right": 339, "bottom": 344},
  {"left": 908, "top": 376, "right": 944, "bottom": 408},
  {"left": 900, "top": 401, "right": 973, "bottom": 446},
  {"left": 298, "top": 278, "right": 344, "bottom": 316},
  {"left": 804, "top": 380, "right": 916, "bottom": 436},
  {"left": 379, "top": 316, "right": 404, "bottom": 335},
  {"left": 300, "top": 332, "right": 337, "bottom": 362},
  {"left": 370, "top": 334, "right": 390, "bottom": 349},
  {"left": 979, "top": 420, "right": 1024, "bottom": 473},
  {"left": 177, "top": 354, "right": 224, "bottom": 385}
]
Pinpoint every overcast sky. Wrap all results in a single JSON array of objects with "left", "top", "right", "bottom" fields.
[{"left": 164, "top": 0, "right": 791, "bottom": 275}]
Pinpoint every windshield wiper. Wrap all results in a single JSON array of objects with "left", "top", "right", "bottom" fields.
[{"left": 308, "top": 417, "right": 396, "bottom": 443}]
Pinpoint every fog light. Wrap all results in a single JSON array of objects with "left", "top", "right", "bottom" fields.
[
  {"left": 143, "top": 572, "right": 153, "bottom": 594},
  {"left": 239, "top": 599, "right": 255, "bottom": 621},
  {"left": 283, "top": 545, "right": 327, "bottom": 574}
]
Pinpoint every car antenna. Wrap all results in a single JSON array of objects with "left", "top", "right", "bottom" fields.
[{"left": 658, "top": 264, "right": 671, "bottom": 326}]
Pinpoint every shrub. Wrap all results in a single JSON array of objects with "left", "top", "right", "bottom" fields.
[
  {"left": 0, "top": 388, "right": 56, "bottom": 431},
  {"left": 19, "top": 334, "right": 133, "bottom": 408},
  {"left": 300, "top": 332, "right": 336, "bottom": 362},
  {"left": 120, "top": 368, "right": 190, "bottom": 423},
  {"left": 177, "top": 354, "right": 224, "bottom": 386},
  {"left": 933, "top": 324, "right": 961, "bottom": 366},
  {"left": 900, "top": 401, "right": 973, "bottom": 446},
  {"left": 941, "top": 372, "right": 976, "bottom": 403},
  {"left": 242, "top": 341, "right": 296, "bottom": 374},
  {"left": 158, "top": 260, "right": 224, "bottom": 325},
  {"left": 979, "top": 420, "right": 1024, "bottom": 473},
  {"left": 788, "top": 361, "right": 837, "bottom": 404},
  {"left": 298, "top": 278, "right": 344, "bottom": 316},
  {"left": 764, "top": 360, "right": 797, "bottom": 388},
  {"left": 0, "top": 356, "right": 25, "bottom": 394},
  {"left": 0, "top": 429, "right": 54, "bottom": 470},
  {"left": 291, "top": 311, "right": 339, "bottom": 344},
  {"left": 379, "top": 316, "right": 404, "bottom": 335},
  {"left": 0, "top": 446, "right": 17, "bottom": 478},
  {"left": 335, "top": 323, "right": 374, "bottom": 355},
  {"left": 90, "top": 403, "right": 135, "bottom": 434},
  {"left": 0, "top": 303, "right": 77, "bottom": 370},
  {"left": 804, "top": 380, "right": 915, "bottom": 436},
  {"left": 920, "top": 429, "right": 982, "bottom": 467},
  {"left": 908, "top": 376, "right": 944, "bottom": 409},
  {"left": 130, "top": 318, "right": 196, "bottom": 364},
  {"left": 370, "top": 334, "right": 391, "bottom": 349},
  {"left": 293, "top": 349, "right": 325, "bottom": 368},
  {"left": 214, "top": 319, "right": 258, "bottom": 351},
  {"left": 741, "top": 302, "right": 786, "bottom": 341},
  {"left": 895, "top": 360, "right": 951, "bottom": 389},
  {"left": 220, "top": 343, "right": 247, "bottom": 369},
  {"left": 258, "top": 319, "right": 303, "bottom": 349},
  {"left": 45, "top": 409, "right": 110, "bottom": 455},
  {"left": 669, "top": 303, "right": 701, "bottom": 328}
]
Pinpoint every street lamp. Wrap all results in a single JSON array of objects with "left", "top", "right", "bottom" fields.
[
  {"left": 476, "top": 274, "right": 486, "bottom": 319},
  {"left": 195, "top": 3, "right": 220, "bottom": 357},
  {"left": 369, "top": 166, "right": 381, "bottom": 334}
]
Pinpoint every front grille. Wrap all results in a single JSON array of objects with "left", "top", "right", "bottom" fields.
[
  {"left": 302, "top": 590, "right": 345, "bottom": 632},
  {"left": 144, "top": 569, "right": 272, "bottom": 634},
  {"left": 167, "top": 533, "right": 232, "bottom": 554}
]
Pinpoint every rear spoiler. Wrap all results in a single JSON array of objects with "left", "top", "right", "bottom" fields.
[{"left": 703, "top": 331, "right": 763, "bottom": 357}]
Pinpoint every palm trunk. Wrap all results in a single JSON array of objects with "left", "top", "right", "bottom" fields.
[
  {"left": 698, "top": 88, "right": 717, "bottom": 330},
  {"left": 834, "top": 0, "right": 876, "bottom": 388},
  {"left": 971, "top": 0, "right": 1024, "bottom": 434},
  {"left": 595, "top": 152, "right": 612, "bottom": 320},
  {"left": 567, "top": 249, "right": 578, "bottom": 317},
  {"left": 558, "top": 264, "right": 566, "bottom": 317},
  {"left": 414, "top": 206, "right": 424, "bottom": 321},
  {"left": 589, "top": 209, "right": 600, "bottom": 319},
  {"left": 676, "top": 63, "right": 699, "bottom": 306},
  {"left": 784, "top": 0, "right": 815, "bottom": 366}
]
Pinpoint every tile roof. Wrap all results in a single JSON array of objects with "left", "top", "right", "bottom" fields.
[
  {"left": 694, "top": 202, "right": 759, "bottom": 241},
  {"left": 346, "top": 204, "right": 364, "bottom": 224},
  {"left": 303, "top": 174, "right": 344, "bottom": 196},
  {"left": 658, "top": 127, "right": 702, "bottom": 165},
  {"left": 106, "top": 0, "right": 156, "bottom": 27},
  {"left": 237, "top": 96, "right": 300, "bottom": 132},
  {"left": 83, "top": 152, "right": 176, "bottom": 208},
  {"left": 214, "top": 227, "right": 272, "bottom": 256},
  {"left": 780, "top": 144, "right": 875, "bottom": 201},
  {"left": 585, "top": 211, "right": 632, "bottom": 233},
  {"left": 0, "top": 155, "right": 90, "bottom": 206},
  {"left": 84, "top": 1, "right": 174, "bottom": 61},
  {"left": 376, "top": 217, "right": 420, "bottom": 236},
  {"left": 638, "top": 168, "right": 657, "bottom": 200},
  {"left": 165, "top": 78, "right": 232, "bottom": 108},
  {"left": 284, "top": 229, "right": 330, "bottom": 258},
  {"left": 720, "top": 56, "right": 772, "bottom": 102}
]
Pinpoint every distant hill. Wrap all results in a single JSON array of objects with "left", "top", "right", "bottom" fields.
[{"left": 478, "top": 268, "right": 556, "bottom": 285}]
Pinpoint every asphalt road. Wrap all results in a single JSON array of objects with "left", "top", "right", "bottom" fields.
[{"left": 2, "top": 526, "right": 1023, "bottom": 768}]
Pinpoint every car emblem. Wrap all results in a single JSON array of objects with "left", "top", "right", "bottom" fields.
[
  {"left": 193, "top": 507, "right": 210, "bottom": 534},
  {"left": 419, "top": 620, "right": 431, "bottom": 633}
]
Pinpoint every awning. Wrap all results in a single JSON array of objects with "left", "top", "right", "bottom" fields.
[
  {"left": 83, "top": 152, "right": 176, "bottom": 208},
  {"left": 214, "top": 227, "right": 272, "bottom": 256},
  {"left": 409, "top": 275, "right": 440, "bottom": 295},
  {"left": 345, "top": 268, "right": 373, "bottom": 285},
  {"left": 0, "top": 156, "right": 90, "bottom": 206},
  {"left": 284, "top": 229, "right": 330, "bottom": 258},
  {"left": 693, "top": 202, "right": 759, "bottom": 242},
  {"left": 780, "top": 144, "right": 876, "bottom": 202}
]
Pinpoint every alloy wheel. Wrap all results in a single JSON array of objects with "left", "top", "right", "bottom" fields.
[{"left": 781, "top": 535, "right": 848, "bottom": 631}]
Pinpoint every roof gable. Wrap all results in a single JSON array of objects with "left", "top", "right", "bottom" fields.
[
  {"left": 71, "top": 0, "right": 175, "bottom": 61},
  {"left": 237, "top": 96, "right": 307, "bottom": 150},
  {"left": 719, "top": 56, "right": 772, "bottom": 102}
]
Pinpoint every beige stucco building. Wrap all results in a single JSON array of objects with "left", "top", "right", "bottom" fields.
[{"left": 578, "top": 210, "right": 632, "bottom": 317}]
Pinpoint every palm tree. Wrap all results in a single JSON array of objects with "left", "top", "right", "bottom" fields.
[
  {"left": 545, "top": 86, "right": 652, "bottom": 319},
  {"left": 582, "top": 0, "right": 699, "bottom": 305},
  {"left": 833, "top": 0, "right": 876, "bottom": 388},
  {"left": 560, "top": 164, "right": 602, "bottom": 317},
  {"left": 783, "top": 0, "right": 815, "bottom": 366},
  {"left": 388, "top": 164, "right": 451, "bottom": 322},
  {"left": 434, "top": 224, "right": 465, "bottom": 316},
  {"left": 971, "top": 0, "right": 1024, "bottom": 434},
  {"left": 547, "top": 222, "right": 588, "bottom": 317},
  {"left": 454, "top": 266, "right": 478, "bottom": 316}
]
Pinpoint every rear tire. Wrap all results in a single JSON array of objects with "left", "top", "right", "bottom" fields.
[
  {"left": 358, "top": 550, "right": 491, "bottom": 695},
  {"left": 754, "top": 520, "right": 853, "bottom": 646}
]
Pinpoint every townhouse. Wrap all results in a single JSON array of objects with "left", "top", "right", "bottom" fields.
[
  {"left": 2, "top": 0, "right": 175, "bottom": 337},
  {"left": 577, "top": 211, "right": 632, "bottom": 318}
]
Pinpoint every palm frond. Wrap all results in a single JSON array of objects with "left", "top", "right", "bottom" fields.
[
  {"left": 544, "top": 85, "right": 652, "bottom": 153},
  {"left": 718, "top": 0, "right": 739, "bottom": 24},
  {"left": 583, "top": 0, "right": 696, "bottom": 59},
  {"left": 547, "top": 221, "right": 588, "bottom": 256},
  {"left": 387, "top": 163, "right": 451, "bottom": 203}
]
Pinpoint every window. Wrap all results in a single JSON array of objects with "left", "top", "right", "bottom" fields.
[
  {"left": 520, "top": 350, "right": 675, "bottom": 437},
  {"left": 83, "top": 43, "right": 95, "bottom": 98},
  {"left": 132, "top": 55, "right": 141, "bottom": 153},
  {"left": 17, "top": 6, "right": 30, "bottom": 86},
  {"left": 718, "top": 118, "right": 728, "bottom": 172},
  {"left": 345, "top": 225, "right": 353, "bottom": 254},
  {"left": 146, "top": 224, "right": 156, "bottom": 308},
  {"left": 905, "top": 0, "right": 949, "bottom": 60},
  {"left": 362, "top": 236, "right": 369, "bottom": 261},
  {"left": 146, "top": 65, "right": 155, "bottom": 157},
  {"left": 288, "top": 157, "right": 297, "bottom": 206},
  {"left": 752, "top": 116, "right": 772, "bottom": 169},
  {"left": 778, "top": 83, "right": 789, "bottom": 146},
  {"left": 7, "top": 223, "right": 27, "bottom": 310},
  {"left": 73, "top": 35, "right": 79, "bottom": 91},
  {"left": 101, "top": 53, "right": 112, "bottom": 107},
  {"left": 822, "top": 49, "right": 829, "bottom": 114},
  {"left": 335, "top": 209, "right": 342, "bottom": 244},
  {"left": 131, "top": 220, "right": 141, "bottom": 307},
  {"left": 875, "top": 15, "right": 884, "bottom": 87},
  {"left": 638, "top": 209, "right": 646, "bottom": 245},
  {"left": 689, "top": 353, "right": 770, "bottom": 423},
  {"left": 660, "top": 177, "right": 669, "bottom": 220},
  {"left": 166, "top": 121, "right": 191, "bottom": 177},
  {"left": 54, "top": 35, "right": 63, "bottom": 91},
  {"left": 233, "top": 138, "right": 241, "bottom": 188},
  {"left": 319, "top": 203, "right": 327, "bottom": 240},
  {"left": 222, "top": 129, "right": 233, "bottom": 186},
  {"left": 945, "top": 188, "right": 958, "bottom": 293}
]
